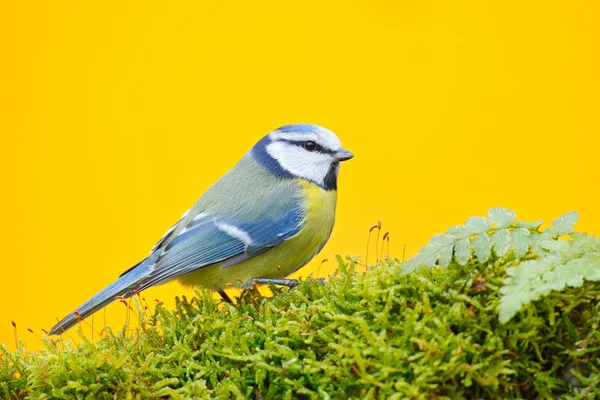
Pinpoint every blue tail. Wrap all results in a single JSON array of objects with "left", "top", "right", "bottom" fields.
[{"left": 49, "top": 259, "right": 154, "bottom": 335}]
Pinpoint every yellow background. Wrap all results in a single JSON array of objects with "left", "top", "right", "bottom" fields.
[{"left": 1, "top": 1, "right": 598, "bottom": 351}]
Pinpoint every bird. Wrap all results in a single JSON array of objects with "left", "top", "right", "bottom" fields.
[{"left": 49, "top": 124, "right": 353, "bottom": 335}]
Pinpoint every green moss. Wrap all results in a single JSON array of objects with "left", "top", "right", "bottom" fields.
[{"left": 2, "top": 252, "right": 600, "bottom": 398}]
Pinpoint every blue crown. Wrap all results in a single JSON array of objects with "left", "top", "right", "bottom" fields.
[{"left": 275, "top": 124, "right": 322, "bottom": 134}]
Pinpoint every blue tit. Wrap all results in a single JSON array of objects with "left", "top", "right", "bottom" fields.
[{"left": 49, "top": 124, "right": 353, "bottom": 335}]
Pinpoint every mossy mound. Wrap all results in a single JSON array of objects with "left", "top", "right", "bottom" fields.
[{"left": 2, "top": 250, "right": 599, "bottom": 399}]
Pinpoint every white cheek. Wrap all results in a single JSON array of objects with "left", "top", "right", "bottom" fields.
[{"left": 267, "top": 142, "right": 332, "bottom": 185}]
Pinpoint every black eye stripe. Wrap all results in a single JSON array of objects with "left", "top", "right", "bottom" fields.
[{"left": 280, "top": 139, "right": 336, "bottom": 154}]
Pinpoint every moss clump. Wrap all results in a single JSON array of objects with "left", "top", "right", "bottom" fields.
[{"left": 2, "top": 253, "right": 600, "bottom": 399}]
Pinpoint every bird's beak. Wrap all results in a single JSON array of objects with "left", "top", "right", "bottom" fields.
[{"left": 334, "top": 148, "right": 354, "bottom": 161}]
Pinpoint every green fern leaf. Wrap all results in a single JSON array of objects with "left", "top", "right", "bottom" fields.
[
  {"left": 401, "top": 208, "right": 565, "bottom": 274},
  {"left": 576, "top": 253, "right": 600, "bottom": 280},
  {"left": 511, "top": 228, "right": 531, "bottom": 258},
  {"left": 536, "top": 239, "right": 569, "bottom": 253},
  {"left": 399, "top": 208, "right": 596, "bottom": 328},
  {"left": 465, "top": 216, "right": 492, "bottom": 233},
  {"left": 491, "top": 229, "right": 511, "bottom": 257},
  {"left": 569, "top": 232, "right": 597, "bottom": 250},
  {"left": 529, "top": 231, "right": 554, "bottom": 253},
  {"left": 454, "top": 238, "right": 471, "bottom": 265},
  {"left": 546, "top": 253, "right": 600, "bottom": 288},
  {"left": 498, "top": 234, "right": 600, "bottom": 324},
  {"left": 429, "top": 234, "right": 455, "bottom": 246},
  {"left": 445, "top": 225, "right": 469, "bottom": 237},
  {"left": 499, "top": 257, "right": 558, "bottom": 323},
  {"left": 400, "top": 243, "right": 442, "bottom": 275},
  {"left": 472, "top": 232, "right": 491, "bottom": 263},
  {"left": 420, "top": 244, "right": 442, "bottom": 266},
  {"left": 437, "top": 245, "right": 454, "bottom": 268},
  {"left": 488, "top": 207, "right": 516, "bottom": 228},
  {"left": 515, "top": 220, "right": 543, "bottom": 229},
  {"left": 498, "top": 266, "right": 536, "bottom": 324},
  {"left": 551, "top": 211, "right": 579, "bottom": 236}
]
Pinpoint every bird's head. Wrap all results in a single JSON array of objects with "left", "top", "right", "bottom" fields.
[{"left": 252, "top": 124, "right": 353, "bottom": 190}]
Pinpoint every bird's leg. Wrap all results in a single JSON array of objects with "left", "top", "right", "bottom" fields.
[
  {"left": 252, "top": 277, "right": 327, "bottom": 288},
  {"left": 253, "top": 278, "right": 300, "bottom": 288},
  {"left": 218, "top": 290, "right": 233, "bottom": 304}
]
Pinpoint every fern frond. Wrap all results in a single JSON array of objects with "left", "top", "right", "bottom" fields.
[
  {"left": 498, "top": 233, "right": 600, "bottom": 323},
  {"left": 401, "top": 207, "right": 568, "bottom": 275},
  {"left": 401, "top": 208, "right": 598, "bottom": 325},
  {"left": 543, "top": 211, "right": 579, "bottom": 238}
]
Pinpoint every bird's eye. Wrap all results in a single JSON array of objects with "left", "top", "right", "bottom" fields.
[{"left": 303, "top": 141, "right": 318, "bottom": 152}]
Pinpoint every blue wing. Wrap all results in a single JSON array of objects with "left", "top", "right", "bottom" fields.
[
  {"left": 50, "top": 156, "right": 305, "bottom": 335},
  {"left": 135, "top": 206, "right": 304, "bottom": 291}
]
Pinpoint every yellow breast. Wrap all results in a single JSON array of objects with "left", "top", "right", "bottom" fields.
[
  {"left": 291, "top": 179, "right": 338, "bottom": 266},
  {"left": 178, "top": 180, "right": 337, "bottom": 290}
]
